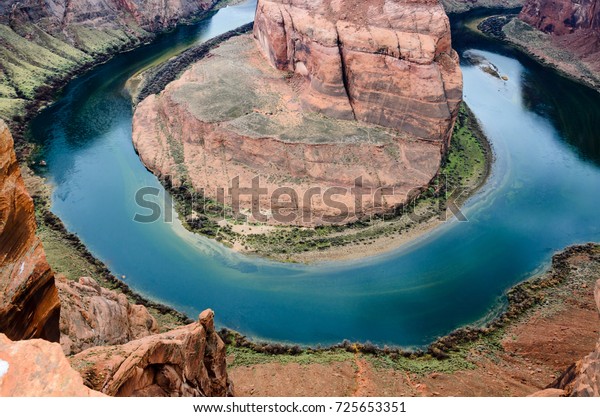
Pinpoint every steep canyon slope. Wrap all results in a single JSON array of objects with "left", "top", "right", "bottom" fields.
[
  {"left": 0, "top": 119, "right": 59, "bottom": 342},
  {"left": 0, "top": 0, "right": 218, "bottom": 123}
]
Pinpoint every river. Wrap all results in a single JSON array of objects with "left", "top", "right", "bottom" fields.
[{"left": 28, "top": 1, "right": 600, "bottom": 348}]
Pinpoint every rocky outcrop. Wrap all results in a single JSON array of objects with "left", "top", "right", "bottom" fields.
[
  {"left": 0, "top": 333, "right": 103, "bottom": 396},
  {"left": 253, "top": 0, "right": 462, "bottom": 143},
  {"left": 545, "top": 278, "right": 600, "bottom": 396},
  {"left": 71, "top": 310, "right": 232, "bottom": 397},
  {"left": 0, "top": 120, "right": 60, "bottom": 342},
  {"left": 57, "top": 276, "right": 159, "bottom": 355},
  {"left": 440, "top": 0, "right": 524, "bottom": 13},
  {"left": 133, "top": 0, "right": 465, "bottom": 226}
]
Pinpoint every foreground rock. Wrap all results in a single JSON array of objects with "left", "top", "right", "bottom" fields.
[
  {"left": 72, "top": 310, "right": 231, "bottom": 397},
  {"left": 0, "top": 333, "right": 103, "bottom": 396},
  {"left": 254, "top": 0, "right": 462, "bottom": 142},
  {"left": 57, "top": 276, "right": 159, "bottom": 355},
  {"left": 0, "top": 120, "right": 60, "bottom": 342}
]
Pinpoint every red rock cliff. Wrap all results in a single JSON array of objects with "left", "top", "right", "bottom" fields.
[
  {"left": 520, "top": 0, "right": 600, "bottom": 35},
  {"left": 253, "top": 0, "right": 463, "bottom": 143},
  {"left": 0, "top": 120, "right": 60, "bottom": 342}
]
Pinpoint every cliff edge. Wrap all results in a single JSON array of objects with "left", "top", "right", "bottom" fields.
[{"left": 0, "top": 119, "right": 59, "bottom": 342}]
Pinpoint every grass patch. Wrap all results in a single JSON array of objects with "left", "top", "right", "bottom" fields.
[{"left": 228, "top": 346, "right": 356, "bottom": 368}]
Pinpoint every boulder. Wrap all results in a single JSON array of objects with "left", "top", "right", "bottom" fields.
[{"left": 0, "top": 333, "right": 103, "bottom": 396}]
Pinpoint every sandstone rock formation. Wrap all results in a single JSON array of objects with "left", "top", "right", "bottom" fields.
[
  {"left": 71, "top": 310, "right": 232, "bottom": 397},
  {"left": 134, "top": 35, "right": 447, "bottom": 225},
  {"left": 440, "top": 0, "right": 524, "bottom": 13},
  {"left": 57, "top": 276, "right": 159, "bottom": 355},
  {"left": 0, "top": 333, "right": 103, "bottom": 396},
  {"left": 134, "top": 0, "right": 463, "bottom": 225},
  {"left": 0, "top": 120, "right": 60, "bottom": 342},
  {"left": 0, "top": 0, "right": 218, "bottom": 34},
  {"left": 254, "top": 0, "right": 462, "bottom": 143}
]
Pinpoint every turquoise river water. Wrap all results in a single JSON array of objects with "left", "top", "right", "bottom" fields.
[{"left": 29, "top": 1, "right": 600, "bottom": 348}]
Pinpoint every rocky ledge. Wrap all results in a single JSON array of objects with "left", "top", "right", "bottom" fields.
[{"left": 71, "top": 310, "right": 231, "bottom": 397}]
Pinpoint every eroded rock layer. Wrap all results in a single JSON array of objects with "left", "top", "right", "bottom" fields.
[
  {"left": 253, "top": 0, "right": 462, "bottom": 142},
  {"left": 72, "top": 310, "right": 232, "bottom": 397},
  {"left": 0, "top": 0, "right": 218, "bottom": 33},
  {"left": 0, "top": 0, "right": 217, "bottom": 122},
  {"left": 519, "top": 0, "right": 600, "bottom": 35},
  {"left": 0, "top": 120, "right": 59, "bottom": 342}
]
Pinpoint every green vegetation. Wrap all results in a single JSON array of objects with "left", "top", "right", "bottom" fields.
[
  {"left": 228, "top": 346, "right": 356, "bottom": 368},
  {"left": 0, "top": 19, "right": 150, "bottom": 124},
  {"left": 442, "top": 104, "right": 490, "bottom": 192}
]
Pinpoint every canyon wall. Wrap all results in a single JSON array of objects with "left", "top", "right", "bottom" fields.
[
  {"left": 0, "top": 0, "right": 218, "bottom": 123},
  {"left": 520, "top": 0, "right": 600, "bottom": 35},
  {"left": 0, "top": 120, "right": 59, "bottom": 342},
  {"left": 512, "top": 0, "right": 600, "bottom": 86},
  {"left": 440, "top": 0, "right": 524, "bottom": 13},
  {"left": 253, "top": 0, "right": 462, "bottom": 143},
  {"left": 0, "top": 0, "right": 219, "bottom": 33}
]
